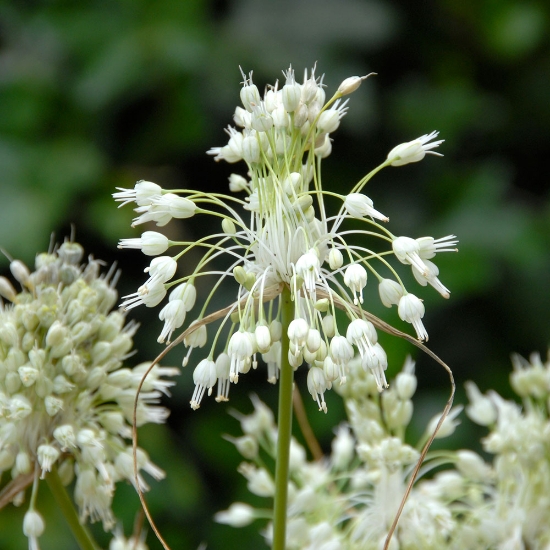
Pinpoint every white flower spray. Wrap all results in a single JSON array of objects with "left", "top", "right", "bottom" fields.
[
  {"left": 0, "top": 239, "right": 177, "bottom": 550},
  {"left": 114, "top": 64, "right": 458, "bottom": 550},
  {"left": 114, "top": 65, "right": 457, "bottom": 410},
  {"left": 220, "top": 351, "right": 550, "bottom": 549}
]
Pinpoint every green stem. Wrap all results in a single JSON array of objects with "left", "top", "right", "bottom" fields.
[
  {"left": 46, "top": 467, "right": 100, "bottom": 550},
  {"left": 272, "top": 286, "right": 294, "bottom": 550}
]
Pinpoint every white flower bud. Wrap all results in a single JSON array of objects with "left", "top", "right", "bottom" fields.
[
  {"left": 306, "top": 328, "right": 322, "bottom": 354},
  {"left": 18, "top": 366, "right": 39, "bottom": 387},
  {"left": 10, "top": 260, "right": 31, "bottom": 287},
  {"left": 322, "top": 314, "right": 335, "bottom": 338},
  {"left": 45, "top": 396, "right": 64, "bottom": 416},
  {"left": 331, "top": 425, "right": 355, "bottom": 469},
  {"left": 0, "top": 276, "right": 17, "bottom": 302},
  {"left": 15, "top": 451, "right": 32, "bottom": 475},
  {"left": 314, "top": 134, "right": 332, "bottom": 158},
  {"left": 323, "top": 356, "right": 339, "bottom": 383},
  {"left": 293, "top": 102, "right": 308, "bottom": 127},
  {"left": 330, "top": 335, "right": 354, "bottom": 366},
  {"left": 465, "top": 381, "right": 497, "bottom": 426},
  {"left": 282, "top": 78, "right": 301, "bottom": 112},
  {"left": 456, "top": 450, "right": 491, "bottom": 481},
  {"left": 378, "top": 278, "right": 404, "bottom": 307},
  {"left": 239, "top": 463, "right": 275, "bottom": 497},
  {"left": 344, "top": 193, "right": 388, "bottom": 222},
  {"left": 37, "top": 444, "right": 60, "bottom": 475},
  {"left": 53, "top": 425, "right": 76, "bottom": 450},
  {"left": 23, "top": 509, "right": 45, "bottom": 538},
  {"left": 328, "top": 248, "right": 344, "bottom": 270},
  {"left": 395, "top": 370, "right": 417, "bottom": 400},
  {"left": 215, "top": 502, "right": 256, "bottom": 527},
  {"left": 272, "top": 104, "right": 290, "bottom": 128},
  {"left": 232, "top": 435, "right": 259, "bottom": 460},
  {"left": 222, "top": 217, "right": 237, "bottom": 235},
  {"left": 242, "top": 134, "right": 260, "bottom": 164},
  {"left": 387, "top": 131, "right": 443, "bottom": 166},
  {"left": 288, "top": 319, "right": 309, "bottom": 352},
  {"left": 307, "top": 367, "right": 328, "bottom": 413},
  {"left": 269, "top": 320, "right": 283, "bottom": 342},
  {"left": 427, "top": 406, "right": 463, "bottom": 439},
  {"left": 0, "top": 450, "right": 15, "bottom": 471},
  {"left": 398, "top": 294, "right": 428, "bottom": 341},
  {"left": 240, "top": 79, "right": 261, "bottom": 112},
  {"left": 254, "top": 324, "right": 271, "bottom": 354},
  {"left": 318, "top": 109, "right": 341, "bottom": 134},
  {"left": 344, "top": 263, "right": 368, "bottom": 305},
  {"left": 0, "top": 321, "right": 17, "bottom": 347},
  {"left": 234, "top": 106, "right": 251, "bottom": 128},
  {"left": 228, "top": 173, "right": 248, "bottom": 192},
  {"left": 10, "top": 393, "right": 33, "bottom": 419},
  {"left": 337, "top": 73, "right": 375, "bottom": 96}
]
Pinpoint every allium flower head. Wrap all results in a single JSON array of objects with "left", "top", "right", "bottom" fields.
[
  {"left": 0, "top": 239, "right": 178, "bottom": 546},
  {"left": 114, "top": 65, "right": 457, "bottom": 411}
]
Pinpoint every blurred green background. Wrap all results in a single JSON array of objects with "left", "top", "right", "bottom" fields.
[{"left": 1, "top": 0, "right": 549, "bottom": 548}]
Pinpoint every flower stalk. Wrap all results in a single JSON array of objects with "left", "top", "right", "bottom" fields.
[
  {"left": 272, "top": 286, "right": 294, "bottom": 550},
  {"left": 46, "top": 467, "right": 100, "bottom": 550}
]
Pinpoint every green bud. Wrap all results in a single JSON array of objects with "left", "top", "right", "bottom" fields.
[
  {"left": 244, "top": 273, "right": 256, "bottom": 291},
  {"left": 233, "top": 266, "right": 247, "bottom": 286},
  {"left": 230, "top": 311, "right": 240, "bottom": 323},
  {"left": 314, "top": 298, "right": 330, "bottom": 312},
  {"left": 222, "top": 218, "right": 237, "bottom": 235}
]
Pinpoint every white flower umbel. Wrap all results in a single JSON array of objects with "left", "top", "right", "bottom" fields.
[
  {"left": 114, "top": 66, "right": 456, "bottom": 409},
  {"left": 0, "top": 240, "right": 178, "bottom": 546},
  {"left": 220, "top": 351, "right": 550, "bottom": 550},
  {"left": 114, "top": 64, "right": 457, "bottom": 550}
]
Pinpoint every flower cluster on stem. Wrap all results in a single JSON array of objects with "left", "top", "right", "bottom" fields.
[
  {"left": 0, "top": 240, "right": 177, "bottom": 548},
  {"left": 218, "top": 350, "right": 550, "bottom": 549},
  {"left": 114, "top": 65, "right": 457, "bottom": 412}
]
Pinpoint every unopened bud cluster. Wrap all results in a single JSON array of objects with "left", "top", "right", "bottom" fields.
[
  {"left": 218, "top": 350, "right": 550, "bottom": 549},
  {"left": 0, "top": 240, "right": 178, "bottom": 546},
  {"left": 114, "top": 65, "right": 457, "bottom": 412}
]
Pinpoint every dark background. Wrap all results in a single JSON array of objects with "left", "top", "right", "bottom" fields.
[{"left": 1, "top": 0, "right": 549, "bottom": 548}]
